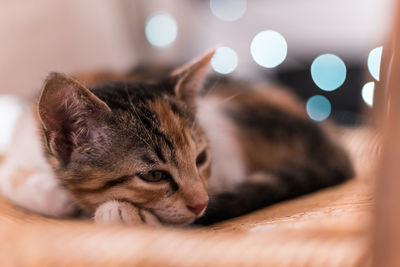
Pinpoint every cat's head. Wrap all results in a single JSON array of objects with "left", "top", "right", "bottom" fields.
[{"left": 37, "top": 50, "right": 215, "bottom": 225}]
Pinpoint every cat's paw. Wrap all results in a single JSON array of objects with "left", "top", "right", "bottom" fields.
[
  {"left": 27, "top": 172, "right": 80, "bottom": 217},
  {"left": 139, "top": 209, "right": 162, "bottom": 226},
  {"left": 94, "top": 200, "right": 161, "bottom": 226},
  {"left": 1, "top": 169, "right": 79, "bottom": 218}
]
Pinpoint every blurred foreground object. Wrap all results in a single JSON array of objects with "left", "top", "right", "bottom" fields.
[{"left": 372, "top": 1, "right": 400, "bottom": 266}]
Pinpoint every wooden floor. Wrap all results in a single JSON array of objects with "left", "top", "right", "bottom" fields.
[{"left": 0, "top": 127, "right": 378, "bottom": 266}]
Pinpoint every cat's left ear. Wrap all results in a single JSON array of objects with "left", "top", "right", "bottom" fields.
[
  {"left": 170, "top": 49, "right": 215, "bottom": 107},
  {"left": 37, "top": 73, "right": 112, "bottom": 164}
]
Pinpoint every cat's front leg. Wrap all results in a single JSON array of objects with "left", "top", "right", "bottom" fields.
[
  {"left": 0, "top": 166, "right": 79, "bottom": 218},
  {"left": 94, "top": 200, "right": 161, "bottom": 226}
]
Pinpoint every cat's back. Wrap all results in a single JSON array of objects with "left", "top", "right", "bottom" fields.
[
  {"left": 198, "top": 80, "right": 350, "bottom": 179},
  {"left": 196, "top": 81, "right": 308, "bottom": 191},
  {"left": 202, "top": 79, "right": 306, "bottom": 121}
]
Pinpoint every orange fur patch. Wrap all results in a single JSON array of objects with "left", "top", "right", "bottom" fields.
[
  {"left": 148, "top": 99, "right": 190, "bottom": 148},
  {"left": 10, "top": 168, "right": 36, "bottom": 190}
]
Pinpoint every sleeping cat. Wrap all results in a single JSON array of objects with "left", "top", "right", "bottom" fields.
[{"left": 0, "top": 50, "right": 353, "bottom": 226}]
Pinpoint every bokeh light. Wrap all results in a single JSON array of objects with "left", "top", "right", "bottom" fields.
[
  {"left": 211, "top": 46, "right": 238, "bottom": 74},
  {"left": 311, "top": 54, "right": 347, "bottom": 92},
  {"left": 210, "top": 0, "right": 247, "bottom": 21},
  {"left": 306, "top": 95, "right": 331, "bottom": 122},
  {"left": 368, "top": 46, "right": 383, "bottom": 81},
  {"left": 145, "top": 12, "right": 178, "bottom": 47},
  {"left": 361, "top": 81, "right": 375, "bottom": 107},
  {"left": 0, "top": 95, "right": 22, "bottom": 153},
  {"left": 250, "top": 30, "right": 288, "bottom": 68}
]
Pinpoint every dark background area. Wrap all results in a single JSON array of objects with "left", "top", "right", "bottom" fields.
[{"left": 276, "top": 65, "right": 364, "bottom": 125}]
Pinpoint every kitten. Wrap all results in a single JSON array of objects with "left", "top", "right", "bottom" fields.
[{"left": 0, "top": 50, "right": 353, "bottom": 226}]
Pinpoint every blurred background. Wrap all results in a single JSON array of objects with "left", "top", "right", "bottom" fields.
[{"left": 0, "top": 0, "right": 394, "bottom": 152}]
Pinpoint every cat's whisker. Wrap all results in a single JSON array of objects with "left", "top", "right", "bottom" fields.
[
  {"left": 221, "top": 92, "right": 242, "bottom": 103},
  {"left": 203, "top": 77, "right": 221, "bottom": 98},
  {"left": 132, "top": 131, "right": 152, "bottom": 149}
]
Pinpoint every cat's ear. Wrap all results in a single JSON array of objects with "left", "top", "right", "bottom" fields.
[
  {"left": 38, "top": 73, "right": 112, "bottom": 164},
  {"left": 170, "top": 49, "right": 215, "bottom": 107}
]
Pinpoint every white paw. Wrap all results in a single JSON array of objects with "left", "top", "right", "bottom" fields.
[
  {"left": 94, "top": 200, "right": 161, "bottom": 226},
  {"left": 94, "top": 200, "right": 141, "bottom": 225}
]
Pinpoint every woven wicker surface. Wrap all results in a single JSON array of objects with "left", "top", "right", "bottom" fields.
[{"left": 0, "top": 127, "right": 379, "bottom": 266}]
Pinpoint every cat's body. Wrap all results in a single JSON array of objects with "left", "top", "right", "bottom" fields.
[{"left": 0, "top": 51, "right": 353, "bottom": 225}]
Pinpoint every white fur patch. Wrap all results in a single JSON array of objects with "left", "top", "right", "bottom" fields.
[
  {"left": 0, "top": 106, "right": 77, "bottom": 217},
  {"left": 196, "top": 97, "right": 246, "bottom": 194}
]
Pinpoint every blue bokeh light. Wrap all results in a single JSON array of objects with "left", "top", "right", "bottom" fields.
[
  {"left": 306, "top": 95, "right": 331, "bottom": 122},
  {"left": 250, "top": 30, "right": 288, "bottom": 68},
  {"left": 361, "top": 81, "right": 375, "bottom": 107},
  {"left": 211, "top": 46, "right": 238, "bottom": 74},
  {"left": 210, "top": 0, "right": 247, "bottom": 21},
  {"left": 368, "top": 46, "right": 383, "bottom": 81},
  {"left": 311, "top": 54, "right": 347, "bottom": 92},
  {"left": 145, "top": 12, "right": 178, "bottom": 47}
]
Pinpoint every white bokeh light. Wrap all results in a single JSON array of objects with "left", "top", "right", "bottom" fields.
[
  {"left": 145, "top": 12, "right": 178, "bottom": 47},
  {"left": 368, "top": 46, "right": 383, "bottom": 81},
  {"left": 210, "top": 0, "right": 247, "bottom": 21},
  {"left": 306, "top": 95, "right": 331, "bottom": 122},
  {"left": 362, "top": 81, "right": 375, "bottom": 107},
  {"left": 250, "top": 30, "right": 288, "bottom": 68},
  {"left": 211, "top": 46, "right": 238, "bottom": 74},
  {"left": 0, "top": 95, "right": 23, "bottom": 153}
]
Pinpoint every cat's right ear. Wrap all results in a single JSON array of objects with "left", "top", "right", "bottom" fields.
[
  {"left": 38, "top": 73, "right": 111, "bottom": 164},
  {"left": 170, "top": 49, "right": 215, "bottom": 108}
]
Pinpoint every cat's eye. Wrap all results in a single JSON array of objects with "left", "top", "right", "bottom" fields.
[
  {"left": 196, "top": 150, "right": 208, "bottom": 167},
  {"left": 139, "top": 170, "right": 171, "bottom": 183}
]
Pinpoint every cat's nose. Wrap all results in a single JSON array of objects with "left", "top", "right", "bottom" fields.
[{"left": 187, "top": 200, "right": 208, "bottom": 216}]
